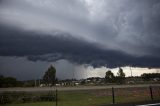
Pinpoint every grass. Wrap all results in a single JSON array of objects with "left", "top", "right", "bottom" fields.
[
  {"left": 3, "top": 102, "right": 54, "bottom": 106},
  {"left": 56, "top": 90, "right": 112, "bottom": 106},
  {"left": 2, "top": 90, "right": 112, "bottom": 106},
  {"left": 1, "top": 86, "right": 160, "bottom": 106}
]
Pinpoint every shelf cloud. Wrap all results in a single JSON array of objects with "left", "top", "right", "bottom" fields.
[{"left": 0, "top": 0, "right": 160, "bottom": 69}]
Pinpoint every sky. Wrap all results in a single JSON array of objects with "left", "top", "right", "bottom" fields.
[{"left": 0, "top": 0, "right": 160, "bottom": 80}]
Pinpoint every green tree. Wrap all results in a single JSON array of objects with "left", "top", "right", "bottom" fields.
[
  {"left": 0, "top": 75, "right": 20, "bottom": 87},
  {"left": 0, "top": 75, "right": 4, "bottom": 87},
  {"left": 43, "top": 65, "right": 56, "bottom": 86},
  {"left": 105, "top": 70, "right": 115, "bottom": 83},
  {"left": 116, "top": 67, "right": 125, "bottom": 84},
  {"left": 141, "top": 73, "right": 160, "bottom": 81}
]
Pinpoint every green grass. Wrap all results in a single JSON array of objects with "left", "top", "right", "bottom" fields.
[
  {"left": 2, "top": 87, "right": 160, "bottom": 106},
  {"left": 4, "top": 102, "right": 54, "bottom": 106},
  {"left": 57, "top": 90, "right": 112, "bottom": 106},
  {"left": 3, "top": 90, "right": 112, "bottom": 106}
]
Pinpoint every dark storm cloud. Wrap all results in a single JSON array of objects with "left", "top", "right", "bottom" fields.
[
  {"left": 0, "top": 25, "right": 160, "bottom": 68},
  {"left": 0, "top": 0, "right": 160, "bottom": 69},
  {"left": 0, "top": 0, "right": 160, "bottom": 57}
]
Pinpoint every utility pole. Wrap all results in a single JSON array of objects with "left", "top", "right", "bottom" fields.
[
  {"left": 130, "top": 67, "right": 132, "bottom": 77},
  {"left": 72, "top": 66, "right": 75, "bottom": 86},
  {"left": 39, "top": 79, "right": 40, "bottom": 87},
  {"left": 35, "top": 79, "right": 37, "bottom": 87}
]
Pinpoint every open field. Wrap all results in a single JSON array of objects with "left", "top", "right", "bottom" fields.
[{"left": 0, "top": 84, "right": 160, "bottom": 106}]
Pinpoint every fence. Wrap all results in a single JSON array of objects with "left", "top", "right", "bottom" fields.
[
  {"left": 0, "top": 85, "right": 160, "bottom": 106},
  {"left": 111, "top": 85, "right": 160, "bottom": 104}
]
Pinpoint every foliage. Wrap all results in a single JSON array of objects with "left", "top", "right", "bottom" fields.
[
  {"left": 116, "top": 67, "right": 125, "bottom": 84},
  {"left": 43, "top": 65, "right": 56, "bottom": 86},
  {"left": 141, "top": 73, "right": 160, "bottom": 81},
  {"left": 105, "top": 70, "right": 115, "bottom": 83},
  {"left": 117, "top": 67, "right": 125, "bottom": 77},
  {"left": 104, "top": 68, "right": 126, "bottom": 84},
  {"left": 0, "top": 75, "right": 22, "bottom": 87}
]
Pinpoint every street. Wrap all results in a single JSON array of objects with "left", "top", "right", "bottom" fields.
[
  {"left": 0, "top": 84, "right": 160, "bottom": 92},
  {"left": 102, "top": 101, "right": 160, "bottom": 106}
]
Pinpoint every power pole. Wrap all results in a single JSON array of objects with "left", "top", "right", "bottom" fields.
[
  {"left": 39, "top": 79, "right": 40, "bottom": 87},
  {"left": 130, "top": 67, "right": 132, "bottom": 77},
  {"left": 35, "top": 79, "right": 37, "bottom": 87}
]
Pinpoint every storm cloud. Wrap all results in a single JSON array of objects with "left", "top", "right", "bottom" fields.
[
  {"left": 0, "top": 0, "right": 160, "bottom": 68},
  {"left": 0, "top": 25, "right": 160, "bottom": 68}
]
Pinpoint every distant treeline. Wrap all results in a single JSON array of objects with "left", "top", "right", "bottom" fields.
[
  {"left": 0, "top": 75, "right": 22, "bottom": 87},
  {"left": 0, "top": 73, "right": 160, "bottom": 87},
  {"left": 141, "top": 73, "right": 160, "bottom": 81},
  {"left": 0, "top": 75, "right": 43, "bottom": 87}
]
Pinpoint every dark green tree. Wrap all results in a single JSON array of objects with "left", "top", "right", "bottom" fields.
[
  {"left": 0, "top": 75, "right": 20, "bottom": 87},
  {"left": 105, "top": 70, "right": 115, "bottom": 83},
  {"left": 141, "top": 73, "right": 160, "bottom": 81},
  {"left": 0, "top": 75, "right": 4, "bottom": 87},
  {"left": 43, "top": 65, "right": 56, "bottom": 86},
  {"left": 116, "top": 67, "right": 125, "bottom": 84}
]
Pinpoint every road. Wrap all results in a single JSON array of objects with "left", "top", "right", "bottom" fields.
[
  {"left": 0, "top": 84, "right": 160, "bottom": 92},
  {"left": 102, "top": 100, "right": 160, "bottom": 106}
]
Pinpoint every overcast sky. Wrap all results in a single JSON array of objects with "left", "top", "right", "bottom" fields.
[{"left": 0, "top": 0, "right": 160, "bottom": 80}]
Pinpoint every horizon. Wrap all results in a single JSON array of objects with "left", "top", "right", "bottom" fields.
[{"left": 1, "top": 57, "right": 160, "bottom": 81}]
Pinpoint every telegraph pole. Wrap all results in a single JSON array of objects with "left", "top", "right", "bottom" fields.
[
  {"left": 130, "top": 67, "right": 132, "bottom": 77},
  {"left": 35, "top": 79, "right": 37, "bottom": 87}
]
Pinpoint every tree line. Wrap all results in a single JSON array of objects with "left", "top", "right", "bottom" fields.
[
  {"left": 1, "top": 65, "right": 160, "bottom": 87},
  {"left": 141, "top": 73, "right": 160, "bottom": 81},
  {"left": 0, "top": 75, "right": 22, "bottom": 87}
]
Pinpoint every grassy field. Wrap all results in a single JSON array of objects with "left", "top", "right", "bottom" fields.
[
  {"left": 2, "top": 90, "right": 112, "bottom": 106},
  {"left": 1, "top": 86, "right": 160, "bottom": 106}
]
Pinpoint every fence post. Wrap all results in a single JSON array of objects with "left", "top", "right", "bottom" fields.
[
  {"left": 56, "top": 89, "right": 58, "bottom": 106},
  {"left": 112, "top": 87, "right": 115, "bottom": 104},
  {"left": 149, "top": 86, "right": 153, "bottom": 101}
]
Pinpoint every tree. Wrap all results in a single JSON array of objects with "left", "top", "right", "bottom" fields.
[
  {"left": 141, "top": 73, "right": 160, "bottom": 81},
  {"left": 116, "top": 67, "right": 125, "bottom": 84},
  {"left": 43, "top": 65, "right": 56, "bottom": 86},
  {"left": 105, "top": 70, "right": 115, "bottom": 83},
  {"left": 0, "top": 75, "right": 21, "bottom": 87},
  {"left": 117, "top": 67, "right": 125, "bottom": 77}
]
